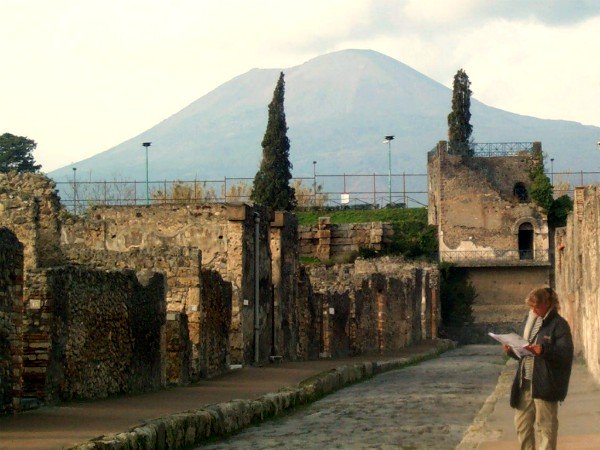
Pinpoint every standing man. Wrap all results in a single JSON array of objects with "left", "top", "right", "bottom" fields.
[{"left": 504, "top": 287, "right": 574, "bottom": 450}]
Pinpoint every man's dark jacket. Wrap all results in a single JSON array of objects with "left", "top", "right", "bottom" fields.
[{"left": 510, "top": 308, "right": 574, "bottom": 408}]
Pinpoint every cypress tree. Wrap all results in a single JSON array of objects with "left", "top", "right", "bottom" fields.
[
  {"left": 250, "top": 72, "right": 296, "bottom": 210},
  {"left": 447, "top": 69, "right": 473, "bottom": 155},
  {"left": 0, "top": 133, "right": 41, "bottom": 173}
]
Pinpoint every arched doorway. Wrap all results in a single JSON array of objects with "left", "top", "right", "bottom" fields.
[{"left": 518, "top": 223, "right": 534, "bottom": 260}]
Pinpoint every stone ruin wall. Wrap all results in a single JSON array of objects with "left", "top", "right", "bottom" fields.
[
  {"left": 61, "top": 203, "right": 272, "bottom": 366},
  {"left": 304, "top": 257, "right": 440, "bottom": 358},
  {"left": 299, "top": 217, "right": 394, "bottom": 261},
  {"left": 427, "top": 141, "right": 548, "bottom": 253},
  {"left": 270, "top": 211, "right": 303, "bottom": 360},
  {"left": 0, "top": 229, "right": 24, "bottom": 413},
  {"left": 0, "top": 173, "right": 64, "bottom": 273},
  {"left": 61, "top": 245, "right": 231, "bottom": 382},
  {"left": 22, "top": 266, "right": 165, "bottom": 403},
  {"left": 554, "top": 186, "right": 600, "bottom": 383}
]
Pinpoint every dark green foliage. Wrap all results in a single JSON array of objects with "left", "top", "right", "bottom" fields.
[
  {"left": 0, "top": 133, "right": 41, "bottom": 173},
  {"left": 447, "top": 69, "right": 473, "bottom": 156},
  {"left": 528, "top": 150, "right": 553, "bottom": 212},
  {"left": 548, "top": 195, "right": 573, "bottom": 228},
  {"left": 250, "top": 72, "right": 296, "bottom": 211},
  {"left": 388, "top": 220, "right": 437, "bottom": 260},
  {"left": 439, "top": 263, "right": 476, "bottom": 326}
]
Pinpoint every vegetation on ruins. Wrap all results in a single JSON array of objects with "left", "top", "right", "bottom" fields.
[
  {"left": 297, "top": 208, "right": 437, "bottom": 261},
  {"left": 0, "top": 133, "right": 41, "bottom": 173},
  {"left": 529, "top": 148, "right": 573, "bottom": 226},
  {"left": 447, "top": 69, "right": 473, "bottom": 156},
  {"left": 439, "top": 262, "right": 476, "bottom": 327},
  {"left": 250, "top": 72, "right": 297, "bottom": 211}
]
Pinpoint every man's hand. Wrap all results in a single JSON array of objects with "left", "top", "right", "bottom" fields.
[{"left": 525, "top": 344, "right": 543, "bottom": 356}]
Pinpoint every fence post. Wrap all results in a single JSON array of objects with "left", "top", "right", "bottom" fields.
[
  {"left": 164, "top": 180, "right": 167, "bottom": 204},
  {"left": 580, "top": 170, "right": 584, "bottom": 186},
  {"left": 224, "top": 176, "right": 227, "bottom": 203},
  {"left": 104, "top": 181, "right": 108, "bottom": 206},
  {"left": 403, "top": 172, "right": 407, "bottom": 207},
  {"left": 373, "top": 173, "right": 376, "bottom": 208}
]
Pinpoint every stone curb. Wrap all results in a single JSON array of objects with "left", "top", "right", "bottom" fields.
[
  {"left": 68, "top": 339, "right": 455, "bottom": 450},
  {"left": 456, "top": 358, "right": 517, "bottom": 449}
]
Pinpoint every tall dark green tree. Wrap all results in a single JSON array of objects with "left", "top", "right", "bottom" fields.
[
  {"left": 250, "top": 72, "right": 296, "bottom": 210},
  {"left": 0, "top": 133, "right": 41, "bottom": 173},
  {"left": 447, "top": 69, "right": 473, "bottom": 155}
]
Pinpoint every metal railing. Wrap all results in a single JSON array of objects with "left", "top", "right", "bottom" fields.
[
  {"left": 440, "top": 249, "right": 550, "bottom": 264},
  {"left": 446, "top": 141, "right": 535, "bottom": 157},
  {"left": 55, "top": 169, "right": 600, "bottom": 214}
]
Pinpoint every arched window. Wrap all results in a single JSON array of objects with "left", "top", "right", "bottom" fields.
[
  {"left": 518, "top": 222, "right": 534, "bottom": 260},
  {"left": 513, "top": 182, "right": 529, "bottom": 203}
]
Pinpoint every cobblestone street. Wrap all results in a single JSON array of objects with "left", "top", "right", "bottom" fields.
[{"left": 201, "top": 345, "right": 505, "bottom": 449}]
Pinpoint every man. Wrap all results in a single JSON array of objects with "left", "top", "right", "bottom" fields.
[{"left": 504, "top": 286, "right": 573, "bottom": 450}]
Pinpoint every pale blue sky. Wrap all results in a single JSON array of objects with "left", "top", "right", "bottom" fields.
[{"left": 0, "top": 0, "right": 598, "bottom": 171}]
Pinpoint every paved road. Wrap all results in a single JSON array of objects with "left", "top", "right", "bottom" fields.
[{"left": 201, "top": 345, "right": 505, "bottom": 449}]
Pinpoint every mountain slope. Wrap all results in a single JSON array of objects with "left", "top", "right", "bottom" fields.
[{"left": 49, "top": 49, "right": 600, "bottom": 183}]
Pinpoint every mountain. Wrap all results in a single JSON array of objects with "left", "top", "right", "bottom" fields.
[{"left": 49, "top": 49, "right": 600, "bottom": 186}]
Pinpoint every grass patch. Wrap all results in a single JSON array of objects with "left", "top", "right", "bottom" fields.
[{"left": 296, "top": 207, "right": 427, "bottom": 227}]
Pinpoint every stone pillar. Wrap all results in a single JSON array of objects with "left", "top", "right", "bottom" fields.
[{"left": 316, "top": 217, "right": 331, "bottom": 261}]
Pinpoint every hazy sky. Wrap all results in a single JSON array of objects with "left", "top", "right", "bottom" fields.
[{"left": 1, "top": 0, "right": 599, "bottom": 172}]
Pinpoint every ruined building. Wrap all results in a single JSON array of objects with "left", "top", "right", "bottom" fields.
[
  {"left": 0, "top": 172, "right": 441, "bottom": 414},
  {"left": 428, "top": 141, "right": 551, "bottom": 339}
]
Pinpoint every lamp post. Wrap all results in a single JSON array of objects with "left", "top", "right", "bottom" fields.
[
  {"left": 550, "top": 158, "right": 555, "bottom": 185},
  {"left": 142, "top": 142, "right": 152, "bottom": 205},
  {"left": 312, "top": 161, "right": 317, "bottom": 206},
  {"left": 383, "top": 136, "right": 394, "bottom": 206},
  {"left": 72, "top": 167, "right": 77, "bottom": 215}
]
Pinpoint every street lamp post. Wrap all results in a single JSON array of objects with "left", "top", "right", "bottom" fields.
[
  {"left": 383, "top": 136, "right": 394, "bottom": 206},
  {"left": 550, "top": 158, "right": 555, "bottom": 185},
  {"left": 72, "top": 167, "right": 77, "bottom": 215},
  {"left": 312, "top": 161, "right": 317, "bottom": 206},
  {"left": 142, "top": 142, "right": 152, "bottom": 205}
]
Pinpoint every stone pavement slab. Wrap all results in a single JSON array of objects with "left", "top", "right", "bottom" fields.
[
  {"left": 0, "top": 341, "right": 442, "bottom": 450},
  {"left": 200, "top": 345, "right": 506, "bottom": 449},
  {"left": 461, "top": 359, "right": 600, "bottom": 450}
]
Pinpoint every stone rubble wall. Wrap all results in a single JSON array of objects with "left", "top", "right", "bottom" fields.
[
  {"left": 61, "top": 244, "right": 231, "bottom": 381},
  {"left": 270, "top": 212, "right": 302, "bottom": 360},
  {"left": 61, "top": 203, "right": 272, "bottom": 366},
  {"left": 299, "top": 217, "right": 394, "bottom": 261},
  {"left": 0, "top": 172, "right": 64, "bottom": 272},
  {"left": 22, "top": 266, "right": 166, "bottom": 402},
  {"left": 304, "top": 257, "right": 440, "bottom": 358},
  {"left": 554, "top": 186, "right": 600, "bottom": 383},
  {"left": 0, "top": 228, "right": 24, "bottom": 413}
]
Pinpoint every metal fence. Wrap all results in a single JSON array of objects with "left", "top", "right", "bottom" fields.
[
  {"left": 440, "top": 249, "right": 550, "bottom": 264},
  {"left": 56, "top": 170, "right": 600, "bottom": 214}
]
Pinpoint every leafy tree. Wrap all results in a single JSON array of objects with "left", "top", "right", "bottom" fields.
[
  {"left": 447, "top": 69, "right": 473, "bottom": 156},
  {"left": 529, "top": 149, "right": 553, "bottom": 212},
  {"left": 548, "top": 195, "right": 573, "bottom": 228},
  {"left": 250, "top": 72, "right": 296, "bottom": 211},
  {"left": 0, "top": 133, "right": 41, "bottom": 173}
]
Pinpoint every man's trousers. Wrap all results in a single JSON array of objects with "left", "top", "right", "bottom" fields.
[{"left": 514, "top": 380, "right": 559, "bottom": 450}]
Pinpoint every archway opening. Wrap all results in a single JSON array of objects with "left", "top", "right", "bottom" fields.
[{"left": 518, "top": 223, "right": 534, "bottom": 260}]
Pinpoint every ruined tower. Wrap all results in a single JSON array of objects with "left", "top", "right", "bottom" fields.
[{"left": 428, "top": 141, "right": 551, "bottom": 340}]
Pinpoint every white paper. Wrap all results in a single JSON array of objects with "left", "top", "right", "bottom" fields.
[{"left": 488, "top": 332, "right": 534, "bottom": 358}]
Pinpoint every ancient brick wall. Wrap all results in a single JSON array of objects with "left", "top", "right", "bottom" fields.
[
  {"left": 0, "top": 173, "right": 63, "bottom": 273},
  {"left": 299, "top": 218, "right": 393, "bottom": 260},
  {"left": 428, "top": 141, "right": 548, "bottom": 254},
  {"left": 61, "top": 245, "right": 232, "bottom": 381},
  {"left": 0, "top": 228, "right": 24, "bottom": 413},
  {"left": 555, "top": 186, "right": 600, "bottom": 383},
  {"left": 270, "top": 212, "right": 302, "bottom": 360},
  {"left": 303, "top": 257, "right": 439, "bottom": 358},
  {"left": 61, "top": 203, "right": 272, "bottom": 365},
  {"left": 22, "top": 266, "right": 165, "bottom": 402}
]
